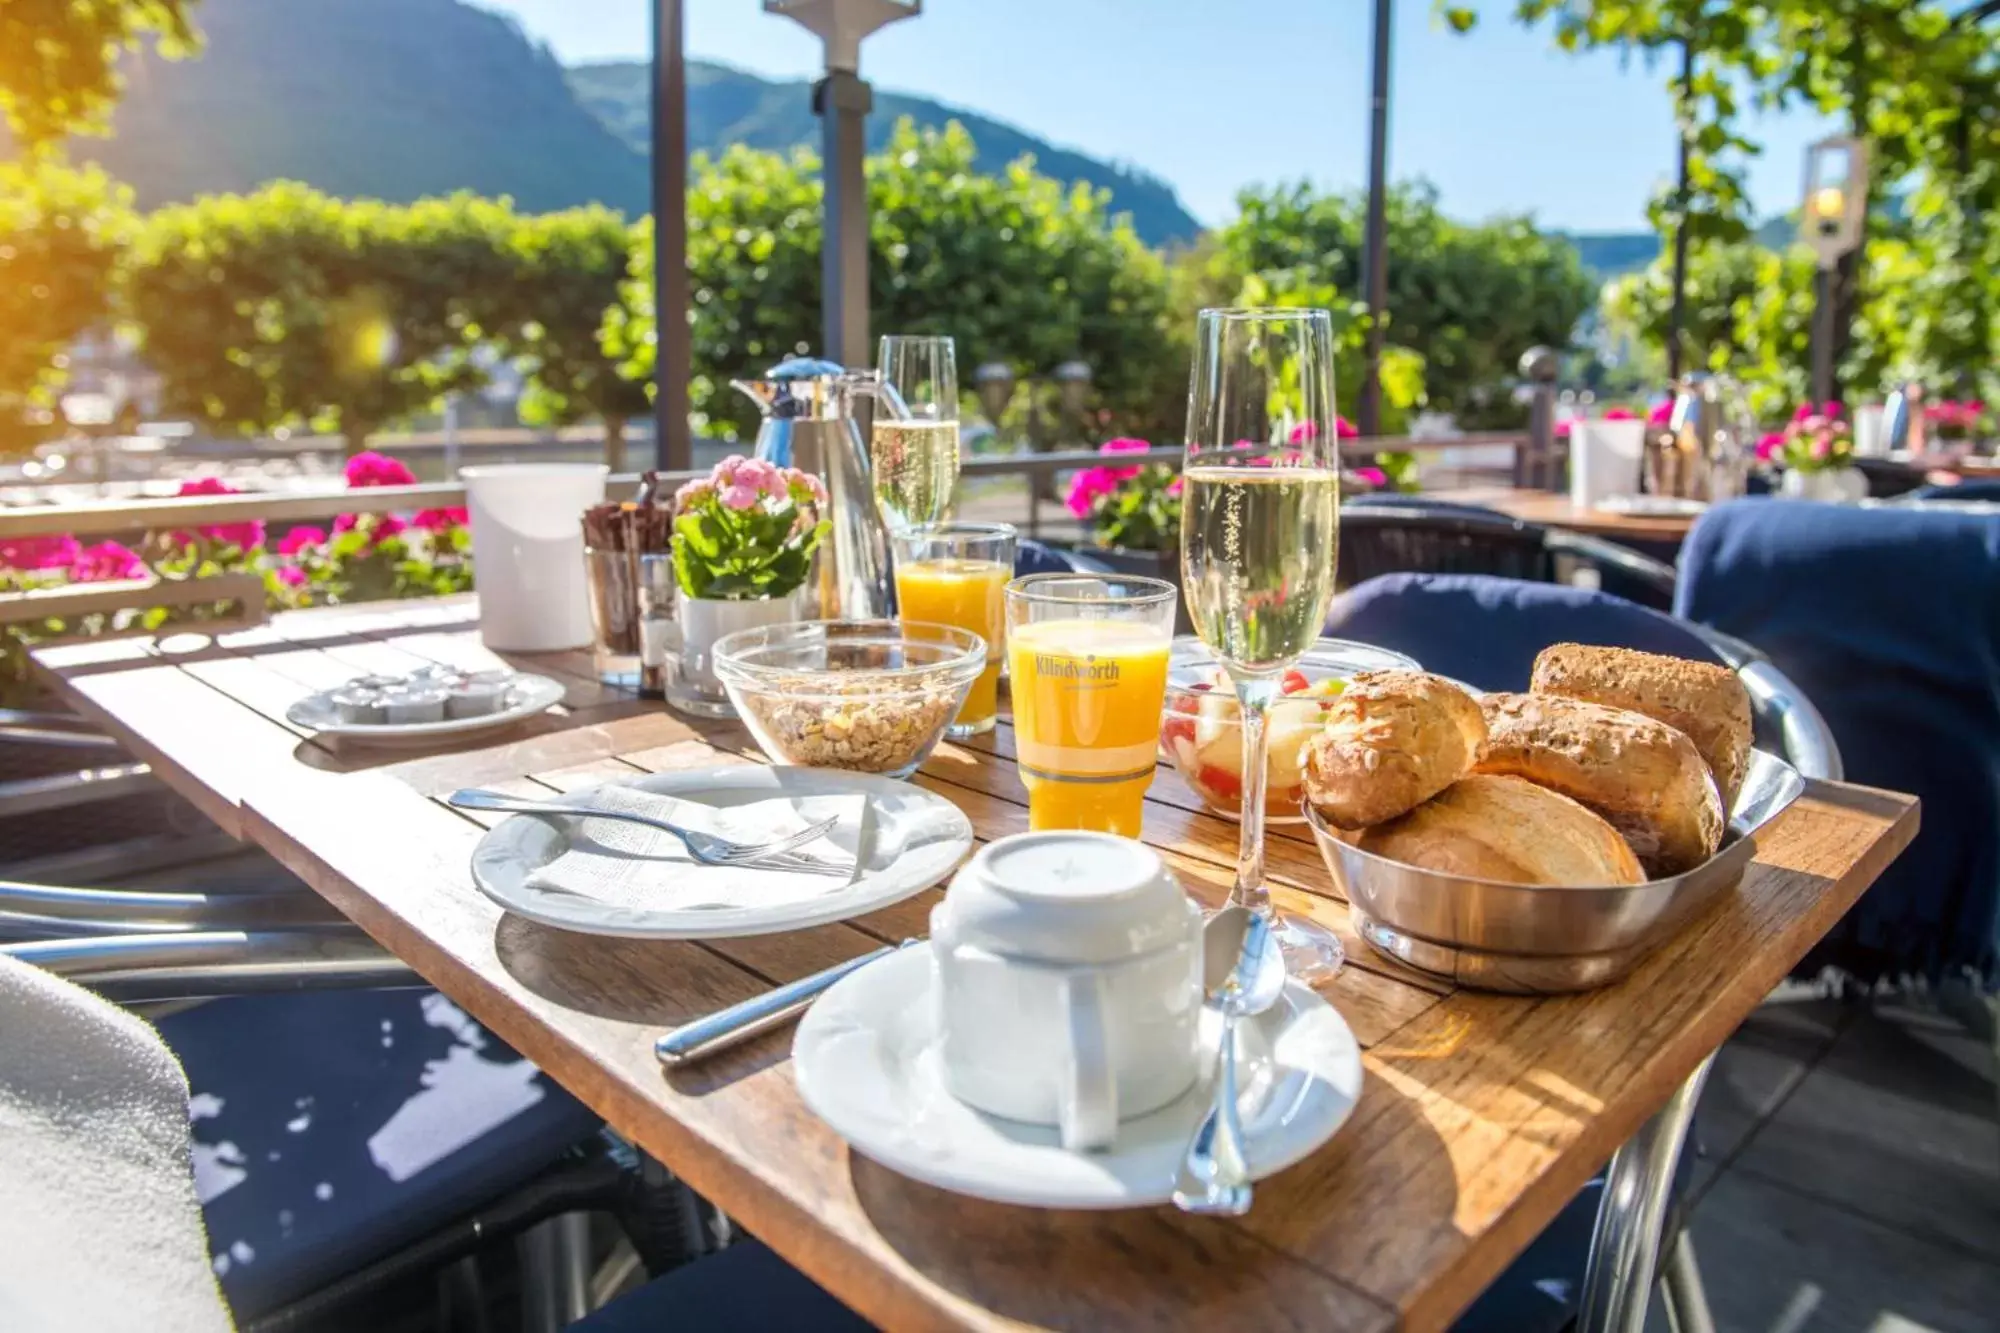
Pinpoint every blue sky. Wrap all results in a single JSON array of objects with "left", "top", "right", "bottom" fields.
[{"left": 481, "top": 0, "right": 1829, "bottom": 233}]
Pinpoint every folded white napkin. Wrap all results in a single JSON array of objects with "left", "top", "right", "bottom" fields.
[{"left": 522, "top": 786, "right": 865, "bottom": 911}]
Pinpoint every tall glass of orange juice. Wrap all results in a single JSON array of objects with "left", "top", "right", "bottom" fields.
[
  {"left": 1004, "top": 573, "right": 1178, "bottom": 838},
  {"left": 893, "top": 522, "right": 1015, "bottom": 737}
]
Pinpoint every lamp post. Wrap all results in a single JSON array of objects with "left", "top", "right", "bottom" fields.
[
  {"left": 1799, "top": 136, "right": 1869, "bottom": 405},
  {"left": 764, "top": 0, "right": 920, "bottom": 370}
]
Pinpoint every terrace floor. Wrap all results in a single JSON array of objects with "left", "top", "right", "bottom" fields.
[{"left": 1653, "top": 982, "right": 2000, "bottom": 1333}]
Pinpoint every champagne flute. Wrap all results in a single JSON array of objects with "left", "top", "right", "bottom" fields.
[
  {"left": 1180, "top": 308, "right": 1345, "bottom": 982},
  {"left": 872, "top": 335, "right": 961, "bottom": 533}
]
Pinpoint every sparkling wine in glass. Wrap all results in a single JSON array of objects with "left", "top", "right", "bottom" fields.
[
  {"left": 872, "top": 335, "right": 962, "bottom": 533},
  {"left": 1180, "top": 307, "right": 1345, "bottom": 982}
]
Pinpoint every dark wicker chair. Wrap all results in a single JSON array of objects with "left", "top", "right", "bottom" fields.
[{"left": 1338, "top": 499, "right": 1679, "bottom": 611}]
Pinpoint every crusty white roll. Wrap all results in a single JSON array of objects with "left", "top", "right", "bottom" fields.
[
  {"left": 1302, "top": 671, "right": 1486, "bottom": 829},
  {"left": 1473, "top": 692, "right": 1723, "bottom": 877},
  {"left": 1530, "top": 642, "right": 1754, "bottom": 805},
  {"left": 1353, "top": 773, "right": 1643, "bottom": 886}
]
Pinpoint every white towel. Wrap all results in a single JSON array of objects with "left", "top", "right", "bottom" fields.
[
  {"left": 521, "top": 788, "right": 865, "bottom": 911},
  {"left": 0, "top": 955, "right": 232, "bottom": 1332}
]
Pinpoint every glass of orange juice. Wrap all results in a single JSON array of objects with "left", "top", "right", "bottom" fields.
[
  {"left": 1005, "top": 573, "right": 1178, "bottom": 838},
  {"left": 893, "top": 522, "right": 1015, "bottom": 737}
]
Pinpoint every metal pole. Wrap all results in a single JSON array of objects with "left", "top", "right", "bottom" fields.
[
  {"left": 1665, "top": 37, "right": 1695, "bottom": 384},
  {"left": 651, "top": 0, "right": 692, "bottom": 469},
  {"left": 1811, "top": 267, "right": 1836, "bottom": 406},
  {"left": 814, "top": 71, "right": 874, "bottom": 369},
  {"left": 1357, "top": 0, "right": 1393, "bottom": 437}
]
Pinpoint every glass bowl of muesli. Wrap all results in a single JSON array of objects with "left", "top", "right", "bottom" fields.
[{"left": 713, "top": 620, "right": 986, "bottom": 778}]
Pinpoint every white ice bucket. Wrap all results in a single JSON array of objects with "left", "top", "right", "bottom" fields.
[
  {"left": 461, "top": 464, "right": 607, "bottom": 651},
  {"left": 1569, "top": 419, "right": 1647, "bottom": 509}
]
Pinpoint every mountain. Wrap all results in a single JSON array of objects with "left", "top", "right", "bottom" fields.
[
  {"left": 17, "top": 0, "right": 1200, "bottom": 244},
  {"left": 568, "top": 60, "right": 1203, "bottom": 247},
  {"left": 1563, "top": 216, "right": 1803, "bottom": 280},
  {"left": 65, "top": 0, "right": 651, "bottom": 216}
]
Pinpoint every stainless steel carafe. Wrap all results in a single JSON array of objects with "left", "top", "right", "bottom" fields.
[
  {"left": 731, "top": 356, "right": 890, "bottom": 620},
  {"left": 1653, "top": 373, "right": 1751, "bottom": 501}
]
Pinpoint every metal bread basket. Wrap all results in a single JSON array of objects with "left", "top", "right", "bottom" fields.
[{"left": 1304, "top": 749, "right": 1807, "bottom": 994}]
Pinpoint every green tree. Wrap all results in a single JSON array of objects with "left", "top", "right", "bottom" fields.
[
  {"left": 126, "top": 183, "right": 513, "bottom": 452},
  {"left": 1472, "top": 1, "right": 2000, "bottom": 397},
  {"left": 0, "top": 159, "right": 133, "bottom": 451},
  {"left": 0, "top": 0, "right": 198, "bottom": 148},
  {"left": 494, "top": 207, "right": 651, "bottom": 469},
  {"left": 1205, "top": 180, "right": 1594, "bottom": 425},
  {"left": 609, "top": 121, "right": 1180, "bottom": 442}
]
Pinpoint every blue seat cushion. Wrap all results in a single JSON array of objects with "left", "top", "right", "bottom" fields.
[
  {"left": 1911, "top": 478, "right": 2000, "bottom": 504},
  {"left": 1014, "top": 539, "right": 1112, "bottom": 576},
  {"left": 160, "top": 988, "right": 603, "bottom": 1319},
  {"left": 576, "top": 1238, "right": 876, "bottom": 1331},
  {"left": 1324, "top": 572, "right": 1721, "bottom": 693},
  {"left": 1677, "top": 497, "right": 2000, "bottom": 982}
]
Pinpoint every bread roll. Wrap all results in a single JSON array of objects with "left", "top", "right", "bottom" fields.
[
  {"left": 1530, "top": 643, "right": 1754, "bottom": 804},
  {"left": 1473, "top": 693, "right": 1723, "bottom": 876},
  {"left": 1302, "top": 671, "right": 1485, "bottom": 829},
  {"left": 1354, "top": 774, "right": 1643, "bottom": 886}
]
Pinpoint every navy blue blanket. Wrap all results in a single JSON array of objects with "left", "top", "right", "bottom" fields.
[{"left": 1677, "top": 498, "right": 2000, "bottom": 983}]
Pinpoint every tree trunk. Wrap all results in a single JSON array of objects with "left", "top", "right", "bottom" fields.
[{"left": 603, "top": 416, "right": 627, "bottom": 473}]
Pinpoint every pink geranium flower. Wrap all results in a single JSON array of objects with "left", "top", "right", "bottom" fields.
[
  {"left": 412, "top": 508, "right": 468, "bottom": 532},
  {"left": 344, "top": 451, "right": 417, "bottom": 488},
  {"left": 1352, "top": 466, "right": 1389, "bottom": 490},
  {"left": 720, "top": 481, "right": 762, "bottom": 511},
  {"left": 173, "top": 477, "right": 265, "bottom": 550},
  {"left": 1647, "top": 401, "right": 1673, "bottom": 427},
  {"left": 276, "top": 526, "right": 326, "bottom": 557},
  {"left": 277, "top": 565, "right": 308, "bottom": 587},
  {"left": 0, "top": 534, "right": 82, "bottom": 571},
  {"left": 1165, "top": 476, "right": 1184, "bottom": 498},
  {"left": 1065, "top": 465, "right": 1121, "bottom": 517},
  {"left": 1603, "top": 407, "right": 1638, "bottom": 421},
  {"left": 1755, "top": 432, "right": 1786, "bottom": 462},
  {"left": 333, "top": 512, "right": 408, "bottom": 545},
  {"left": 1553, "top": 419, "right": 1574, "bottom": 440},
  {"left": 69, "top": 541, "right": 145, "bottom": 583}
]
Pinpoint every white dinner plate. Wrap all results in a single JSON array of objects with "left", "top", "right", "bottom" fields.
[
  {"left": 793, "top": 945, "right": 1363, "bottom": 1209},
  {"left": 286, "top": 674, "right": 565, "bottom": 746},
  {"left": 469, "top": 767, "right": 973, "bottom": 939},
  {"left": 1593, "top": 495, "right": 1709, "bottom": 517}
]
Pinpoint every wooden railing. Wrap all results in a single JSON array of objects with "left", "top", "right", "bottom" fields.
[{"left": 0, "top": 435, "right": 1532, "bottom": 542}]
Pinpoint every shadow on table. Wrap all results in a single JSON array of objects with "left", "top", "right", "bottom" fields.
[
  {"left": 846, "top": 1069, "right": 1453, "bottom": 1327},
  {"left": 489, "top": 913, "right": 801, "bottom": 1092}
]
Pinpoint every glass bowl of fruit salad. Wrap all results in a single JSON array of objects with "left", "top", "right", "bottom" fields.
[{"left": 1160, "top": 637, "right": 1420, "bottom": 823}]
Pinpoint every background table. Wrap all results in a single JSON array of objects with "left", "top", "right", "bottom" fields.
[
  {"left": 1452, "top": 488, "right": 1702, "bottom": 543},
  {"left": 32, "top": 598, "right": 1918, "bottom": 1332}
]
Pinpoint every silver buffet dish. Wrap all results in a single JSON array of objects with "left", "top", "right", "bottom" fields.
[{"left": 1304, "top": 748, "right": 1807, "bottom": 993}]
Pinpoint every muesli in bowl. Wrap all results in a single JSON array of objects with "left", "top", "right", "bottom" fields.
[{"left": 714, "top": 620, "right": 985, "bottom": 778}]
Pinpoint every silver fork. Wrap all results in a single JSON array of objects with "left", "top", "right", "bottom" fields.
[{"left": 446, "top": 789, "right": 848, "bottom": 874}]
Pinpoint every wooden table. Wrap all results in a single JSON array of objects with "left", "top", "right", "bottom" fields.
[
  {"left": 1449, "top": 488, "right": 1702, "bottom": 543},
  {"left": 32, "top": 598, "right": 1919, "bottom": 1332}
]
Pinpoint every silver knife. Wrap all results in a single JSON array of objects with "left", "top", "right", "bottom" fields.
[{"left": 655, "top": 938, "right": 921, "bottom": 1066}]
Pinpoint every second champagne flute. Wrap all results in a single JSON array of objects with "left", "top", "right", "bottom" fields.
[
  {"left": 872, "top": 335, "right": 961, "bottom": 534},
  {"left": 1180, "top": 307, "right": 1345, "bottom": 982}
]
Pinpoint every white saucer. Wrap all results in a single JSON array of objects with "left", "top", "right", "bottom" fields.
[
  {"left": 793, "top": 946, "right": 1363, "bottom": 1209},
  {"left": 470, "top": 766, "right": 973, "bottom": 939},
  {"left": 286, "top": 674, "right": 565, "bottom": 746}
]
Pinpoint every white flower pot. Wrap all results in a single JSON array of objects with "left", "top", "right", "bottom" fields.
[
  {"left": 669, "top": 592, "right": 800, "bottom": 717},
  {"left": 1780, "top": 466, "right": 1867, "bottom": 503}
]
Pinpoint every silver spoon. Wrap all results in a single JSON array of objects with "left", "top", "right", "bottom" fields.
[
  {"left": 445, "top": 789, "right": 846, "bottom": 873},
  {"left": 1171, "top": 905, "right": 1287, "bottom": 1216}
]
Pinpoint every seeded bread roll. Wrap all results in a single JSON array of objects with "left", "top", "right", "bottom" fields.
[
  {"left": 1473, "top": 692, "right": 1724, "bottom": 877},
  {"left": 1353, "top": 774, "right": 1643, "bottom": 886},
  {"left": 1302, "top": 671, "right": 1486, "bottom": 829},
  {"left": 1530, "top": 643, "right": 1754, "bottom": 805}
]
